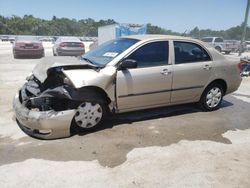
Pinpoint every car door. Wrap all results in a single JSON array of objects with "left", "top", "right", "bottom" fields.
[
  {"left": 116, "top": 41, "right": 173, "bottom": 111},
  {"left": 171, "top": 41, "right": 213, "bottom": 103}
]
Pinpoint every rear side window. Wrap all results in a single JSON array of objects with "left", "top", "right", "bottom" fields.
[
  {"left": 201, "top": 38, "right": 213, "bottom": 42},
  {"left": 174, "top": 41, "right": 211, "bottom": 64},
  {"left": 214, "top": 38, "right": 223, "bottom": 42},
  {"left": 127, "top": 41, "right": 168, "bottom": 68}
]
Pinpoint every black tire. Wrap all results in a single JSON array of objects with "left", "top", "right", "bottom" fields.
[
  {"left": 199, "top": 83, "right": 224, "bottom": 111},
  {"left": 215, "top": 46, "right": 222, "bottom": 53},
  {"left": 225, "top": 51, "right": 231, "bottom": 55},
  {"left": 53, "top": 49, "right": 56, "bottom": 56},
  {"left": 13, "top": 54, "right": 18, "bottom": 59},
  {"left": 70, "top": 89, "right": 109, "bottom": 133}
]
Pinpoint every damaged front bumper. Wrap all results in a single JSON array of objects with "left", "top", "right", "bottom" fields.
[{"left": 13, "top": 93, "right": 76, "bottom": 139}]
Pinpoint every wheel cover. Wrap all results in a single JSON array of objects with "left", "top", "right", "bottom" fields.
[
  {"left": 206, "top": 87, "right": 222, "bottom": 108},
  {"left": 74, "top": 102, "right": 103, "bottom": 128}
]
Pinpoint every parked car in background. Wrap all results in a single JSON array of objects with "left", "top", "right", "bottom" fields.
[
  {"left": 39, "top": 37, "right": 54, "bottom": 42},
  {"left": 13, "top": 36, "right": 44, "bottom": 58},
  {"left": 224, "top": 40, "right": 243, "bottom": 52},
  {"left": 240, "top": 57, "right": 250, "bottom": 77},
  {"left": 245, "top": 41, "right": 250, "bottom": 51},
  {"left": 240, "top": 64, "right": 250, "bottom": 77},
  {"left": 9, "top": 37, "right": 15, "bottom": 43},
  {"left": 1, "top": 36, "right": 9, "bottom": 41},
  {"left": 13, "top": 35, "right": 242, "bottom": 139},
  {"left": 201, "top": 37, "right": 237, "bottom": 54},
  {"left": 53, "top": 37, "right": 85, "bottom": 56}
]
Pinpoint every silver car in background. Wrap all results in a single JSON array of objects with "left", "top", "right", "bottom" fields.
[
  {"left": 13, "top": 35, "right": 242, "bottom": 139},
  {"left": 53, "top": 37, "right": 85, "bottom": 56}
]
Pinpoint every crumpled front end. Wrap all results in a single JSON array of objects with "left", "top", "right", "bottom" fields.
[
  {"left": 13, "top": 93, "right": 75, "bottom": 139},
  {"left": 13, "top": 70, "right": 82, "bottom": 139},
  {"left": 13, "top": 58, "right": 116, "bottom": 139}
]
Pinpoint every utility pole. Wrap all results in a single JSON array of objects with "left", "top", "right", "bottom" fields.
[{"left": 239, "top": 0, "right": 250, "bottom": 56}]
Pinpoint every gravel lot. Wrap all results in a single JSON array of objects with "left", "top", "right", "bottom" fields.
[{"left": 0, "top": 41, "right": 250, "bottom": 188}]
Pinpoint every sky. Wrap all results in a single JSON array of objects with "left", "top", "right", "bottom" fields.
[{"left": 0, "top": 0, "right": 248, "bottom": 32}]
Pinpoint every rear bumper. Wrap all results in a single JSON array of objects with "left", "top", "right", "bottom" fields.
[
  {"left": 13, "top": 93, "right": 75, "bottom": 139},
  {"left": 57, "top": 48, "right": 85, "bottom": 56},
  {"left": 226, "top": 76, "right": 242, "bottom": 94},
  {"left": 14, "top": 49, "right": 44, "bottom": 56}
]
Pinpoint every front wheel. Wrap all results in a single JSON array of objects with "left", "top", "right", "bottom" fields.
[
  {"left": 74, "top": 102, "right": 104, "bottom": 129},
  {"left": 71, "top": 91, "right": 108, "bottom": 132},
  {"left": 199, "top": 83, "right": 224, "bottom": 111}
]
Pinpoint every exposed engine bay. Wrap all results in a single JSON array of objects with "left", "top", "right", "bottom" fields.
[{"left": 20, "top": 58, "right": 101, "bottom": 112}]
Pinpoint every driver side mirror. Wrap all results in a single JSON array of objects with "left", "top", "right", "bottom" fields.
[{"left": 119, "top": 59, "right": 137, "bottom": 70}]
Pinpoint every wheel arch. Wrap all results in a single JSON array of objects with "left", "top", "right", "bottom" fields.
[
  {"left": 205, "top": 79, "right": 227, "bottom": 94},
  {"left": 78, "top": 86, "right": 112, "bottom": 104}
]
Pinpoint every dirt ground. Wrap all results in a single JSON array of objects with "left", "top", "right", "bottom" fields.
[{"left": 0, "top": 41, "right": 250, "bottom": 188}]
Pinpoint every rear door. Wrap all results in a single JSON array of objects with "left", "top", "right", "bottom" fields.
[
  {"left": 116, "top": 41, "right": 173, "bottom": 111},
  {"left": 171, "top": 41, "right": 213, "bottom": 103}
]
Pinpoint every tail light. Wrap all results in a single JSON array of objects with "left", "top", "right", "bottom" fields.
[
  {"left": 59, "top": 42, "right": 67, "bottom": 47},
  {"left": 34, "top": 43, "right": 43, "bottom": 48},
  {"left": 15, "top": 42, "right": 25, "bottom": 48},
  {"left": 79, "top": 43, "right": 85, "bottom": 48}
]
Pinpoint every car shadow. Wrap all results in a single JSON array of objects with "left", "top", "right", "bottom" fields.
[
  {"left": 14, "top": 55, "right": 44, "bottom": 59},
  {"left": 2, "top": 97, "right": 250, "bottom": 168},
  {"left": 76, "top": 100, "right": 234, "bottom": 134}
]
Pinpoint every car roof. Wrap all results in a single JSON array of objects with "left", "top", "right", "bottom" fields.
[
  {"left": 123, "top": 34, "right": 206, "bottom": 44},
  {"left": 59, "top": 37, "right": 80, "bottom": 42},
  {"left": 16, "top": 36, "right": 39, "bottom": 42}
]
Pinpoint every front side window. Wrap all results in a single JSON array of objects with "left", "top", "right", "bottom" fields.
[
  {"left": 174, "top": 41, "right": 211, "bottom": 64},
  {"left": 127, "top": 41, "right": 168, "bottom": 68}
]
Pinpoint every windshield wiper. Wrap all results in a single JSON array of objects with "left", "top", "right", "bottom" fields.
[
  {"left": 81, "top": 57, "right": 95, "bottom": 65},
  {"left": 81, "top": 57, "right": 104, "bottom": 69}
]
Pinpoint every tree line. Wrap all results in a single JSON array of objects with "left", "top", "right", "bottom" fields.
[{"left": 0, "top": 15, "right": 249, "bottom": 40}]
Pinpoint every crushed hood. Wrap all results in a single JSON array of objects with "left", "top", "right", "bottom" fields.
[{"left": 32, "top": 56, "right": 93, "bottom": 82}]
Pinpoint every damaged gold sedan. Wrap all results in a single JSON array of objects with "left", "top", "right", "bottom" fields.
[{"left": 13, "top": 35, "right": 242, "bottom": 139}]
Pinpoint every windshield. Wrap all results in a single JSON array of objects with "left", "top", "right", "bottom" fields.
[
  {"left": 81, "top": 38, "right": 139, "bottom": 66},
  {"left": 16, "top": 36, "right": 39, "bottom": 42}
]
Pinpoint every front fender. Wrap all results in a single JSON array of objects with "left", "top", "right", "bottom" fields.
[{"left": 62, "top": 66, "right": 117, "bottom": 102}]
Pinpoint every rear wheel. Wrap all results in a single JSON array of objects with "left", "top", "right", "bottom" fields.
[
  {"left": 199, "top": 83, "right": 224, "bottom": 111},
  {"left": 53, "top": 49, "right": 57, "bottom": 56}
]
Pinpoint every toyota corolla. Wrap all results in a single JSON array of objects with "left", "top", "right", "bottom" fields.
[{"left": 13, "top": 35, "right": 242, "bottom": 139}]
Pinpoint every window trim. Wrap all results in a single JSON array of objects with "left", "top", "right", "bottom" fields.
[
  {"left": 172, "top": 40, "right": 213, "bottom": 65},
  {"left": 117, "top": 39, "right": 171, "bottom": 69}
]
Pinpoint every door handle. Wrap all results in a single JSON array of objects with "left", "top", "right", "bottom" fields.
[
  {"left": 203, "top": 64, "right": 212, "bottom": 70},
  {"left": 160, "top": 69, "right": 171, "bottom": 75}
]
